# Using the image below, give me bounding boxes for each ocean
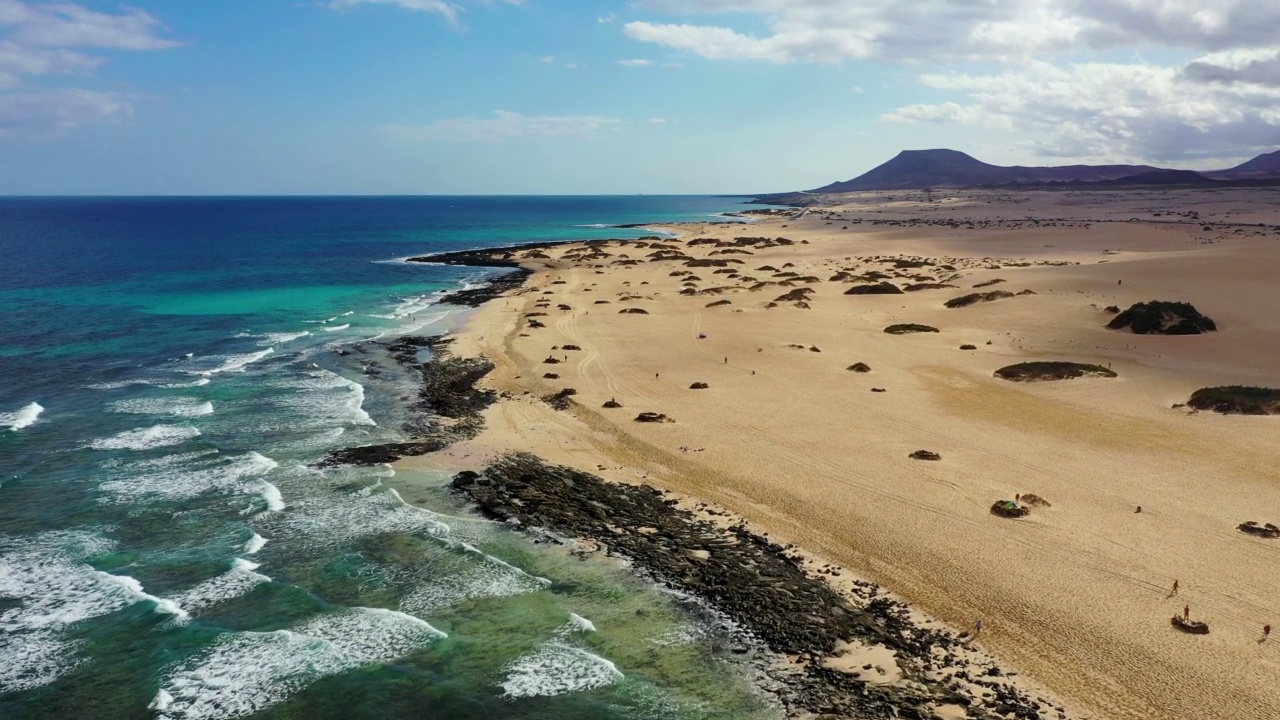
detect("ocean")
[0,197,781,720]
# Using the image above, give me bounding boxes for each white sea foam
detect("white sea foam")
[499,639,623,699]
[0,630,85,693]
[567,613,597,634]
[277,485,451,549]
[261,331,310,345]
[1,401,43,430]
[109,398,213,417]
[0,531,180,692]
[99,571,189,622]
[268,369,374,428]
[647,623,708,648]
[190,348,274,376]
[256,480,286,512]
[98,451,278,504]
[149,690,174,711]
[172,559,271,616]
[88,424,202,451]
[160,378,212,389]
[156,608,444,720]
[400,553,550,615]
[322,323,350,332]
[244,533,267,554]
[87,379,154,390]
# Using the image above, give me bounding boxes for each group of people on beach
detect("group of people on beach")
[1169,579,1273,642]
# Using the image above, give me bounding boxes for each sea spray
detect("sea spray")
[1,401,43,431]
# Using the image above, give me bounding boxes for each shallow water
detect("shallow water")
[0,196,781,719]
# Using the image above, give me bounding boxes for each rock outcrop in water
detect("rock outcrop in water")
[319,336,496,467]
[1106,301,1217,335]
[452,453,1060,720]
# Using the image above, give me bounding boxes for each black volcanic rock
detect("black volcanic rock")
[1107,301,1217,335]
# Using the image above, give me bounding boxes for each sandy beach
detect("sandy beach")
[398,188,1280,720]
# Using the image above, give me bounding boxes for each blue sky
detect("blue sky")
[2,0,1280,194]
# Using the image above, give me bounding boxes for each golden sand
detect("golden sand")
[401,188,1280,720]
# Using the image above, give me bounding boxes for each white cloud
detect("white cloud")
[625,0,1280,162]
[0,87,132,139]
[0,2,175,138]
[883,60,1280,162]
[597,13,615,24]
[383,110,627,142]
[617,58,652,66]
[628,1,1280,63]
[0,40,99,87]
[646,117,667,123]
[327,0,523,27]
[0,0,178,49]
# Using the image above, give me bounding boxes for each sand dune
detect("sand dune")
[402,188,1280,720]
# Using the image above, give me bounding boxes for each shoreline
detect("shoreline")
[335,227,1088,718]
[339,187,1280,720]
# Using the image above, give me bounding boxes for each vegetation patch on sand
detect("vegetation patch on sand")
[994,362,1117,382]
[1238,521,1280,538]
[1187,386,1280,415]
[847,362,872,373]
[1107,301,1217,335]
[884,324,939,334]
[844,282,904,295]
[973,278,1006,288]
[944,291,1015,308]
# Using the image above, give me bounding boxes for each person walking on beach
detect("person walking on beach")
[1170,579,1179,597]
[972,618,983,639]
[1261,624,1272,643]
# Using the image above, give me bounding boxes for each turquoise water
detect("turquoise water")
[0,197,780,720]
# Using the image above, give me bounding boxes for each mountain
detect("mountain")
[808,149,1161,192]
[1209,149,1280,180]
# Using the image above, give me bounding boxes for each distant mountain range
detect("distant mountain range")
[756,148,1280,202]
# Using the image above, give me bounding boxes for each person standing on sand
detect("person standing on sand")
[972,618,983,639]
[1261,624,1272,643]
[1184,604,1191,621]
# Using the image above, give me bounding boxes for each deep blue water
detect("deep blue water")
[0,197,780,720]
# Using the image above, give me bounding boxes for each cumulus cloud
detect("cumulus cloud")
[625,0,1280,161]
[883,60,1280,162]
[383,110,627,142]
[628,1,1280,63]
[0,1,175,138]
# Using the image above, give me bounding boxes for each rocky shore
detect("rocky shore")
[319,335,497,466]
[452,453,1067,720]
